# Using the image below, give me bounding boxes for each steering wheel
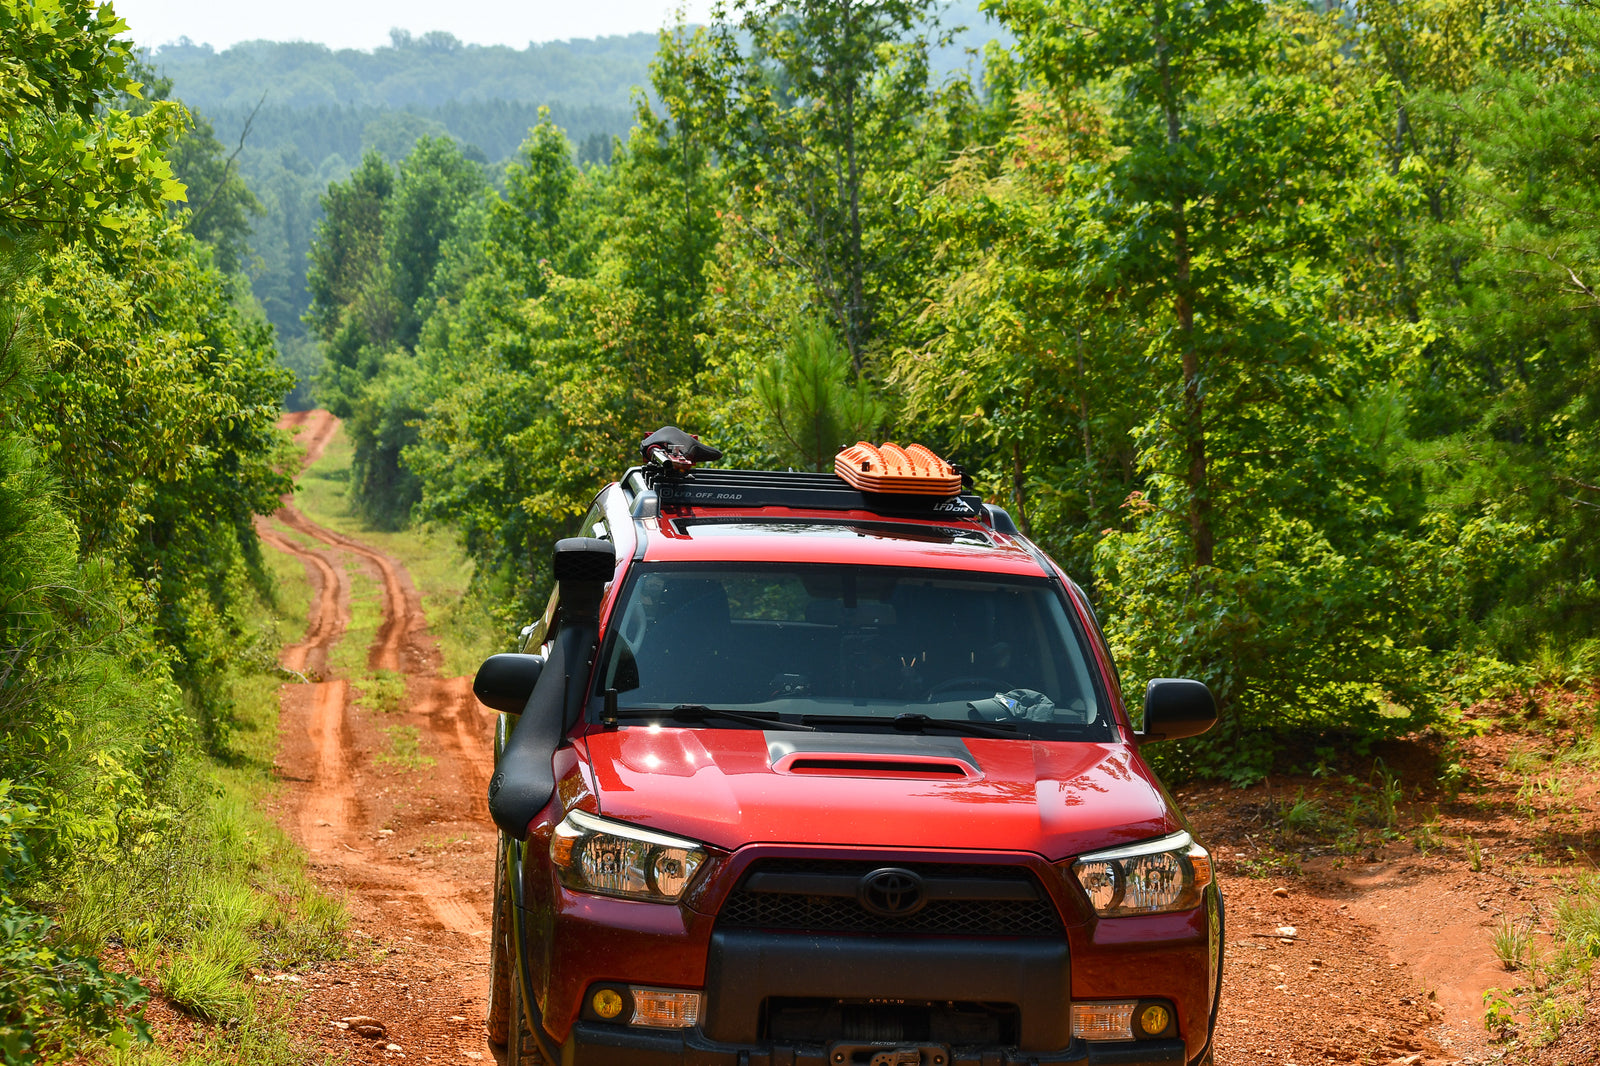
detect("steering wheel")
[924,676,1008,702]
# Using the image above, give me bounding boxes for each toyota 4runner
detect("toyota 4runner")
[477,429,1223,1066]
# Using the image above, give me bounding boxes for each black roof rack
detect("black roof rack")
[623,466,987,521]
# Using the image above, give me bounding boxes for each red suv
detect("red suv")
[477,429,1222,1066]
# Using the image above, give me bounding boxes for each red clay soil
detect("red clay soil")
[249,410,1597,1066]
[1186,696,1600,1066]
[262,409,503,1063]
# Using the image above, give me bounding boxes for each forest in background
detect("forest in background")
[302,0,1600,788]
[143,5,1006,406]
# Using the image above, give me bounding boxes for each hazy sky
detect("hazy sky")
[114,0,718,51]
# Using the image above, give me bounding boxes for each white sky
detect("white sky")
[113,0,718,51]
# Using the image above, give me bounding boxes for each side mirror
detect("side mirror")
[473,653,546,715]
[1139,678,1217,743]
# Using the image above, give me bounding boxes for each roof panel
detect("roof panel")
[637,510,1047,574]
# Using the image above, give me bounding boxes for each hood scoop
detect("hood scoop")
[767,732,980,780]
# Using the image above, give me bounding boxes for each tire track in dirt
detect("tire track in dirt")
[276,504,417,674]
[256,525,344,677]
[264,410,503,1063]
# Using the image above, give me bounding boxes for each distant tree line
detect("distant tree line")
[150,9,1006,409]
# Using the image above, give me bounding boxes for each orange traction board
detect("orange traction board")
[835,442,964,496]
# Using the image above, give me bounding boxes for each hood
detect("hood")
[579,727,1176,861]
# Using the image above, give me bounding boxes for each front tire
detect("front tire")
[486,842,511,1046]
[508,968,547,1065]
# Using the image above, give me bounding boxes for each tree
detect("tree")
[0,0,185,241]
[123,56,263,274]
[754,318,885,470]
[383,136,491,348]
[1415,0,1600,654]
[895,86,1142,557]
[305,148,396,411]
[978,0,1461,776]
[696,0,954,368]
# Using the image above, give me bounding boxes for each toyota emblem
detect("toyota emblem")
[858,867,926,916]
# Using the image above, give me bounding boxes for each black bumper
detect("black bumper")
[557,1024,1189,1066]
[552,930,1193,1066]
[704,930,1071,1046]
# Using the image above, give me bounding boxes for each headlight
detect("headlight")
[1071,831,1212,917]
[550,809,707,902]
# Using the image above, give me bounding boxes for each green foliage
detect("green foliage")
[0,8,319,1058]
[696,0,969,367]
[0,789,151,1063]
[400,47,723,613]
[121,56,263,275]
[0,0,186,241]
[18,216,293,744]
[754,319,887,471]
[304,0,1600,787]
[305,139,490,527]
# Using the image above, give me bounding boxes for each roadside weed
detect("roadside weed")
[1505,744,1544,777]
[1528,638,1600,690]
[1534,996,1582,1047]
[1232,846,1301,879]
[1492,915,1529,971]
[329,555,383,680]
[105,991,315,1065]
[1482,987,1517,1041]
[51,550,348,1060]
[1514,773,1574,821]
[1410,810,1445,855]
[160,949,247,1022]
[1278,789,1323,841]
[1551,875,1600,965]
[1492,874,1600,1049]
[1371,759,1403,833]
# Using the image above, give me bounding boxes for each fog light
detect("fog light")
[1138,1003,1171,1036]
[591,989,625,1020]
[1070,1001,1135,1041]
[629,987,701,1029]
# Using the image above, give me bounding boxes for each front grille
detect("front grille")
[717,859,1062,936]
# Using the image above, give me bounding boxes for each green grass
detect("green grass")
[295,422,505,675]
[106,990,320,1066]
[374,724,435,772]
[64,539,347,1063]
[327,552,384,681]
[1277,789,1324,840]
[1492,915,1529,971]
[354,669,407,714]
[1483,873,1600,1045]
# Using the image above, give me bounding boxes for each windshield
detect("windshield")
[592,563,1117,741]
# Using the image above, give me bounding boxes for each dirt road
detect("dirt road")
[258,410,1591,1066]
[263,410,502,1063]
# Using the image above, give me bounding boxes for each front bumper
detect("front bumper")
[556,1024,1189,1066]
[516,842,1220,1066]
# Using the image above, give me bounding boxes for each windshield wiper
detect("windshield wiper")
[801,712,1021,739]
[608,704,816,732]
